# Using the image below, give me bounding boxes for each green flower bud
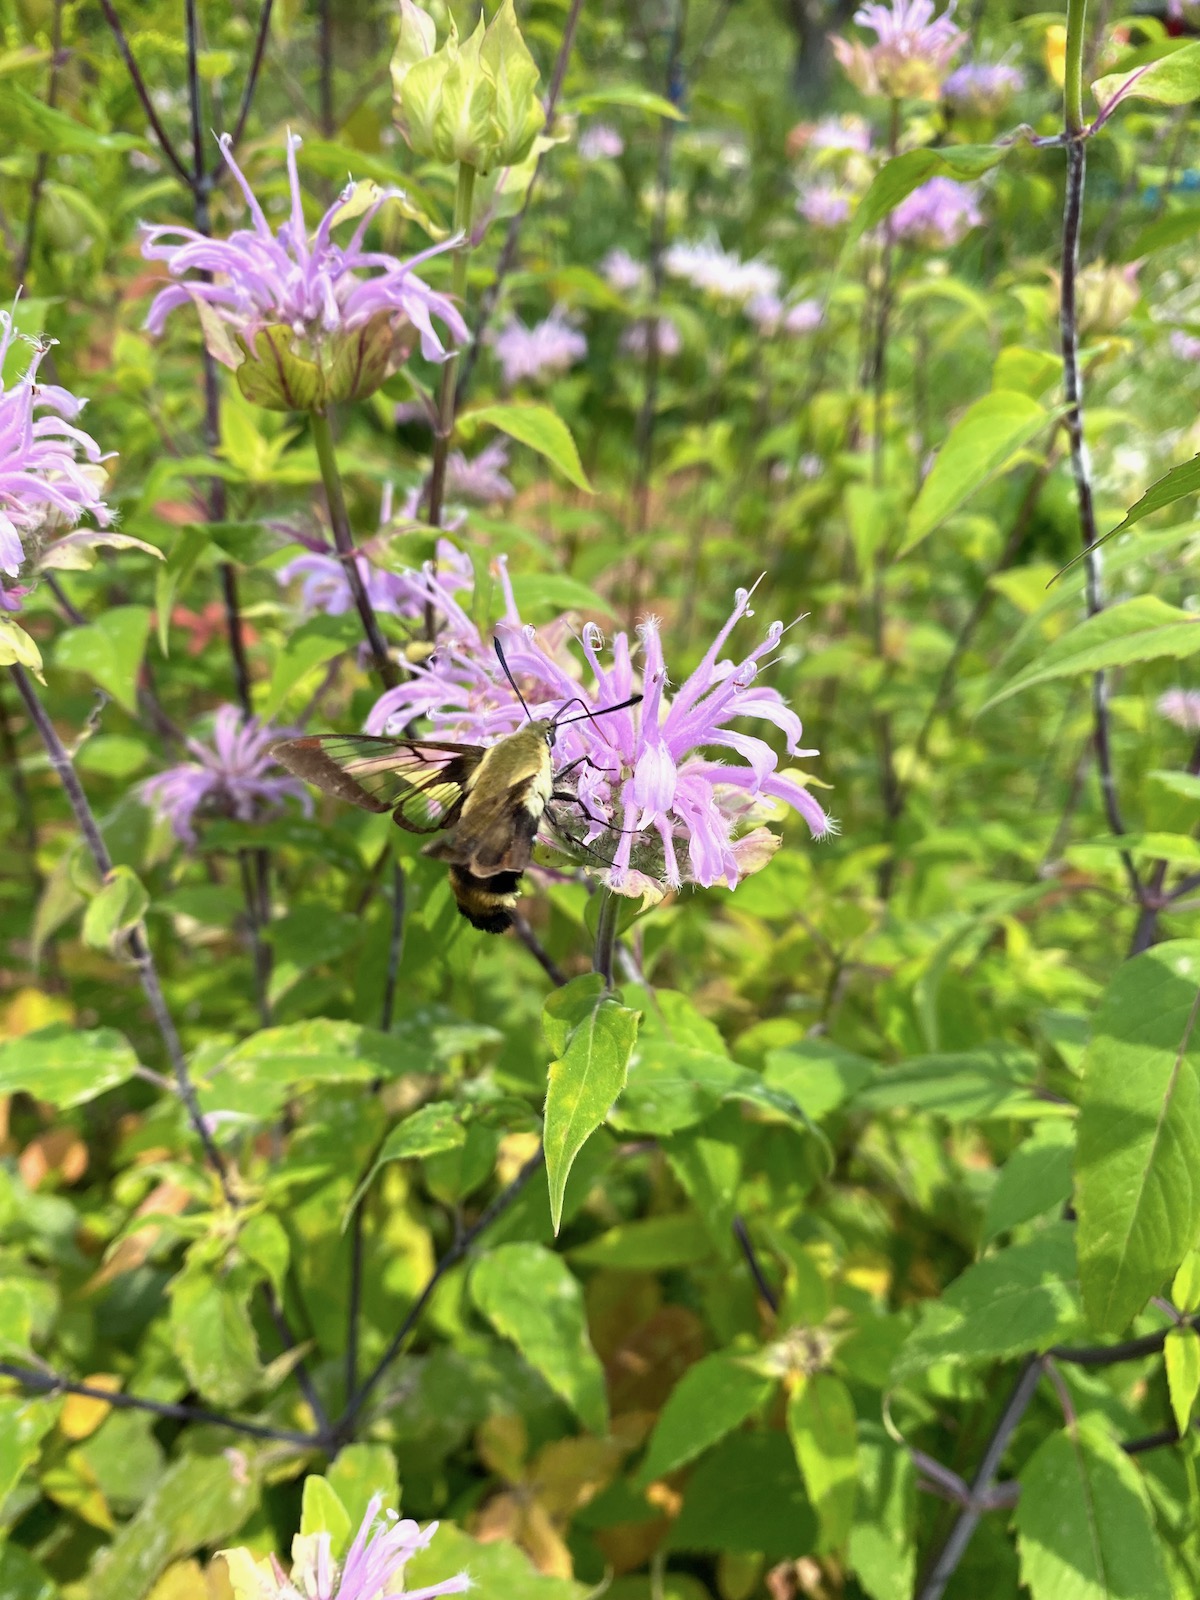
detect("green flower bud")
[391,0,546,173]
[233,313,416,412]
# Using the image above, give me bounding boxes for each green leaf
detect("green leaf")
[300,1475,353,1555]
[260,615,361,720]
[238,1212,290,1297]
[850,1049,1051,1121]
[81,866,149,956]
[460,403,593,492]
[981,597,1200,714]
[507,573,617,618]
[0,1395,57,1507]
[893,1224,1083,1377]
[570,1213,714,1270]
[405,1521,585,1600]
[983,1122,1076,1245]
[202,1019,432,1119]
[168,1266,263,1408]
[612,989,743,1134]
[668,1431,817,1559]
[345,1102,468,1218]
[848,1424,917,1600]
[54,604,151,715]
[85,1448,258,1600]
[846,146,1009,249]
[543,974,640,1233]
[1173,1250,1200,1312]
[787,1374,858,1554]
[471,1242,607,1434]
[764,1042,877,1121]
[0,617,44,679]
[6,82,141,153]
[574,84,686,120]
[155,525,209,654]
[1076,941,1200,1333]
[902,392,1052,556]
[0,1025,138,1108]
[1014,1420,1171,1600]
[324,1443,401,1529]
[1082,452,1200,560]
[1166,1325,1200,1435]
[1094,39,1200,108]
[636,1352,773,1486]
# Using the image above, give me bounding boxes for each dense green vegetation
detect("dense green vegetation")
[2,0,1200,1596]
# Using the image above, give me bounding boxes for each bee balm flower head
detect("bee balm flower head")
[832,0,965,100]
[141,133,468,412]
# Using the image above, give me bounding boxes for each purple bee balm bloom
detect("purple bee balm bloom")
[784,299,824,335]
[798,183,852,229]
[140,706,312,847]
[260,1496,472,1600]
[833,0,964,99]
[1170,329,1200,361]
[493,309,587,386]
[807,115,873,153]
[663,240,781,305]
[141,132,468,391]
[443,440,514,503]
[602,247,650,296]
[368,567,832,895]
[942,60,1024,115]
[891,176,981,249]
[579,123,625,161]
[620,316,682,358]
[1158,689,1200,733]
[0,313,112,580]
[280,536,471,622]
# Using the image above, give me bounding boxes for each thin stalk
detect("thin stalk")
[318,0,335,136]
[380,861,406,1033]
[592,889,620,987]
[1129,727,1200,954]
[915,1357,1043,1600]
[310,409,399,688]
[98,0,192,184]
[230,0,275,152]
[237,851,273,1029]
[733,1216,779,1312]
[455,0,587,405]
[1058,0,1142,906]
[15,0,64,286]
[0,1361,320,1448]
[424,164,477,534]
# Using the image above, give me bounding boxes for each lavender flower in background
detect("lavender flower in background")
[140,706,312,847]
[748,294,823,337]
[798,115,873,154]
[833,0,965,100]
[0,313,111,587]
[1170,329,1200,361]
[368,566,832,896]
[224,1493,472,1600]
[664,240,781,305]
[141,132,468,406]
[798,183,853,229]
[579,123,625,161]
[891,177,981,249]
[620,316,682,359]
[784,299,824,335]
[1158,689,1200,733]
[602,247,651,296]
[443,440,514,503]
[493,309,587,386]
[942,59,1024,115]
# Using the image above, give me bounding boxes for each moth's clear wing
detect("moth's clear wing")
[270,735,480,834]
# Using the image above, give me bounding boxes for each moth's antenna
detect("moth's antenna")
[553,693,643,729]
[493,636,534,724]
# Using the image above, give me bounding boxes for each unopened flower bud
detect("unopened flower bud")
[391,0,545,172]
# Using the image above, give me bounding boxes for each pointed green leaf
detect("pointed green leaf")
[81,866,149,956]
[471,1242,607,1434]
[1094,40,1200,109]
[983,1122,1076,1245]
[787,1373,858,1554]
[0,1025,138,1108]
[1015,1420,1171,1600]
[1076,941,1200,1334]
[461,403,592,492]
[1165,1325,1200,1435]
[54,605,151,715]
[902,391,1052,556]
[168,1265,263,1408]
[981,597,1200,714]
[543,974,639,1232]
[636,1352,774,1485]
[846,145,1008,249]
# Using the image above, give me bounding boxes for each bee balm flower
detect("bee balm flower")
[141,133,468,411]
[140,706,312,847]
[832,0,965,100]
[222,1493,471,1600]
[0,313,112,598]
[891,176,981,249]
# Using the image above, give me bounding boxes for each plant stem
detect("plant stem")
[424,163,478,534]
[15,0,63,287]
[592,889,620,987]
[1058,0,1142,907]
[98,0,192,184]
[310,409,399,688]
[915,1357,1043,1600]
[318,0,335,136]
[230,0,275,152]
[1129,728,1200,954]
